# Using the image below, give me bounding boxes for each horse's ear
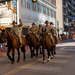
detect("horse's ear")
[1,30,5,32]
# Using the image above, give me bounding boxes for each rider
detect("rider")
[49,22,58,44]
[44,20,54,44]
[28,23,39,42]
[11,19,22,47]
[38,24,43,36]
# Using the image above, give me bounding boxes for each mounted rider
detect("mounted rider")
[49,22,58,44]
[10,19,23,47]
[38,25,43,36]
[28,23,39,42]
[44,20,54,44]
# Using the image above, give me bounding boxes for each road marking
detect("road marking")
[3,60,37,75]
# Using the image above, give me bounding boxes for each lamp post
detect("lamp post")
[57,21,59,38]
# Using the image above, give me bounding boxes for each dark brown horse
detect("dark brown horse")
[26,33,40,58]
[0,29,26,64]
[40,27,57,63]
[40,31,52,63]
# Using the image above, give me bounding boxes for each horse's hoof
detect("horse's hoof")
[51,56,54,59]
[42,60,45,64]
[47,58,51,62]
[23,59,25,61]
[54,52,56,55]
[36,54,38,57]
[33,54,35,56]
[11,62,14,64]
[31,56,33,58]
[17,60,19,62]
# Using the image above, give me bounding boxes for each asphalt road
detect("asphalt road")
[0,39,75,75]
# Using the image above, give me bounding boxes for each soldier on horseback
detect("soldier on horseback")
[28,23,39,42]
[44,20,54,44]
[38,25,43,36]
[49,22,58,44]
[11,19,23,47]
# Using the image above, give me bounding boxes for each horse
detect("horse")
[0,29,26,64]
[40,28,53,63]
[26,33,40,58]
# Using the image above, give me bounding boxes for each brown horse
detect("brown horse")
[40,27,57,63]
[40,30,52,63]
[26,33,40,58]
[0,29,26,64]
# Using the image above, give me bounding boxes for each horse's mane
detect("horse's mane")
[5,30,17,41]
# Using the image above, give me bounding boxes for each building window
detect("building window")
[49,9,51,16]
[25,0,30,9]
[46,8,49,16]
[51,0,56,6]
[32,3,36,11]
[43,6,46,14]
[51,10,53,17]
[54,11,56,18]
[37,3,41,12]
[40,5,43,13]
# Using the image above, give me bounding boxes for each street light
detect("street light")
[57,21,59,37]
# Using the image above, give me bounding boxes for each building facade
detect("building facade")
[63,0,75,32]
[21,0,56,27]
[56,0,75,34]
[0,0,57,27]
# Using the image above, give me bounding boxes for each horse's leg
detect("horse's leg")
[42,48,45,63]
[40,46,42,54]
[54,45,56,55]
[51,46,54,59]
[30,47,33,58]
[7,47,13,62]
[33,48,35,56]
[17,47,20,62]
[12,48,15,64]
[36,46,38,57]
[21,47,26,61]
[47,48,51,62]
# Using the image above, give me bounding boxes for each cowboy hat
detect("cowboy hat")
[12,21,16,25]
[44,20,48,24]
[50,22,54,25]
[32,23,36,25]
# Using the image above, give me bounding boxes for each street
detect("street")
[0,39,75,75]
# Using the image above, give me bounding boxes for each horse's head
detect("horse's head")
[40,29,47,44]
[0,27,8,43]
